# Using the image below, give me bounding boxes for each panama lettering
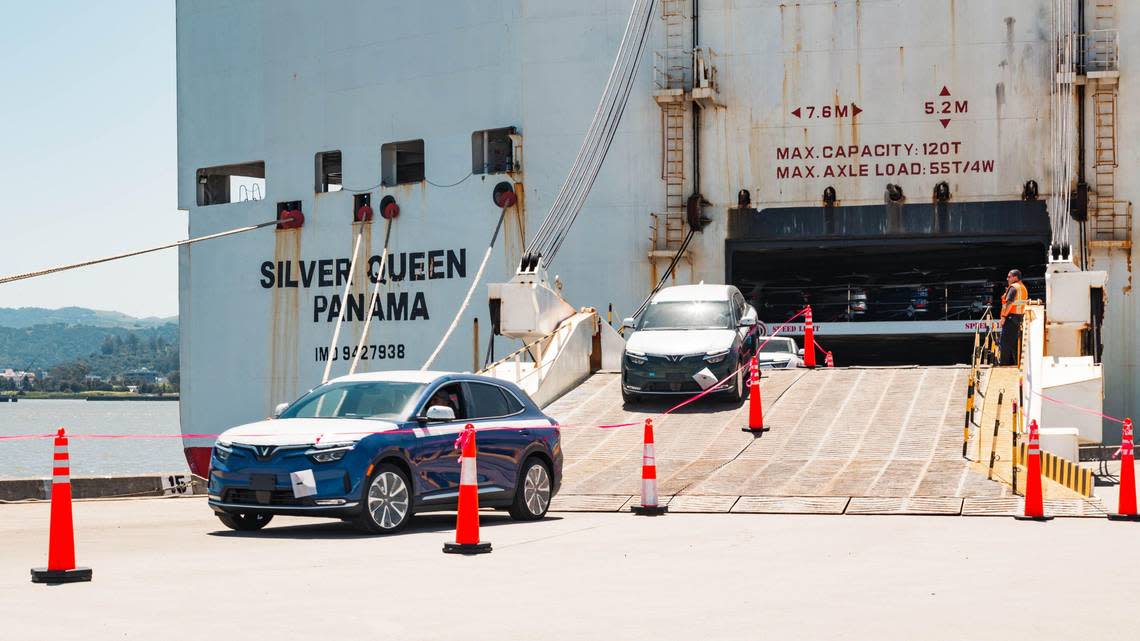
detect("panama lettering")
[257,248,466,323]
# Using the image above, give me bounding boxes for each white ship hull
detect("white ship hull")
[176,0,1138,474]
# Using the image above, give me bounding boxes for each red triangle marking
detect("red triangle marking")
[939,86,951,96]
[851,103,863,117]
[792,107,802,118]
[940,118,951,128]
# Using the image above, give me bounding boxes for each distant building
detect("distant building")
[1,369,36,382]
[122,368,158,384]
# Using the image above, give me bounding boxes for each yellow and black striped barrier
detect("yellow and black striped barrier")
[1014,443,1094,497]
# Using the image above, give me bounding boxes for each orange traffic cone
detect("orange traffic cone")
[1015,420,1053,522]
[1108,418,1139,521]
[31,428,92,583]
[443,424,492,554]
[632,418,667,515]
[803,306,817,368]
[742,355,768,433]
[825,351,834,368]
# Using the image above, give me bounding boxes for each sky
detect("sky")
[0,1,181,318]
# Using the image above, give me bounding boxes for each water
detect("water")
[0,400,186,479]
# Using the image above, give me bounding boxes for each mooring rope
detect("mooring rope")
[321,224,366,384]
[421,209,507,371]
[0,219,282,286]
[349,217,394,375]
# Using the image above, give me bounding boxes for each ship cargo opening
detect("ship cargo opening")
[726,200,1051,365]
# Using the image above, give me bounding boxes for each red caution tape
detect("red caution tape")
[2,309,813,443]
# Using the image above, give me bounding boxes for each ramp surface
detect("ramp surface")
[546,367,1011,505]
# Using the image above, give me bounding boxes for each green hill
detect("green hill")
[0,323,179,378]
[0,306,176,329]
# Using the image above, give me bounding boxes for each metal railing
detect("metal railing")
[653,48,692,90]
[1090,199,1131,242]
[653,47,720,93]
[1057,29,1120,74]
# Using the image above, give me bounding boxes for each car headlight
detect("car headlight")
[625,350,647,366]
[213,441,233,463]
[305,443,354,464]
[704,349,730,364]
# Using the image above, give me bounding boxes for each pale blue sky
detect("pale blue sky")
[0,1,181,318]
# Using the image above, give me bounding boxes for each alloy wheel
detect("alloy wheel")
[523,463,551,515]
[367,471,410,530]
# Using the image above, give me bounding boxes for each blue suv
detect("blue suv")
[207,371,562,534]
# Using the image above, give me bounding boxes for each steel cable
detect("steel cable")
[527,0,656,267]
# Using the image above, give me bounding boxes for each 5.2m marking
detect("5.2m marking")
[924,100,969,115]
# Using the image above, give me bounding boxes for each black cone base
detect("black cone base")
[631,504,668,516]
[443,541,492,555]
[31,567,92,583]
[1107,513,1140,521]
[1013,515,1054,522]
[742,426,770,433]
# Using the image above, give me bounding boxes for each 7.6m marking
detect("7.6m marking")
[791,103,863,120]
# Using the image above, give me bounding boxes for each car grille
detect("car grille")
[223,488,304,506]
[645,353,706,366]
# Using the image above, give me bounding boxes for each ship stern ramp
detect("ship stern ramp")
[544,366,1105,516]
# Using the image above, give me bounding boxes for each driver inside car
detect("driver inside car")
[427,388,457,414]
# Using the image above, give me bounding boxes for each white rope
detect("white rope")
[349,218,394,375]
[0,218,281,286]
[321,225,365,384]
[421,211,506,371]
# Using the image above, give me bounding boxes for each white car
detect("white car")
[621,284,758,403]
[754,336,804,369]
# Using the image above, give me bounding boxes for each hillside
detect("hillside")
[0,306,176,329]
[0,323,179,378]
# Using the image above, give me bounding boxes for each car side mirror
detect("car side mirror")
[273,402,289,418]
[424,405,456,422]
[797,348,805,357]
[622,317,637,329]
[739,317,756,327]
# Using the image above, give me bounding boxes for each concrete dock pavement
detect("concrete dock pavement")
[2,496,1138,640]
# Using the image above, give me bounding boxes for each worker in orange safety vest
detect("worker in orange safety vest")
[999,269,1029,366]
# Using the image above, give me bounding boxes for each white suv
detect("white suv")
[621,284,758,403]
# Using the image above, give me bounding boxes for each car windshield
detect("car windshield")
[759,339,796,354]
[637,300,732,330]
[278,381,425,421]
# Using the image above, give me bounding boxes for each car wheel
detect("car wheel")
[216,511,273,531]
[622,388,641,405]
[509,457,552,521]
[355,463,413,534]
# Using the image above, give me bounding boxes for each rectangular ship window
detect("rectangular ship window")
[315,151,343,193]
[196,162,265,206]
[381,140,425,186]
[472,127,516,174]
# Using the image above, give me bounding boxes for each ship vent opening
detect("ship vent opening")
[381,140,425,186]
[195,162,265,206]
[315,150,342,193]
[726,200,1051,366]
[472,127,516,174]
